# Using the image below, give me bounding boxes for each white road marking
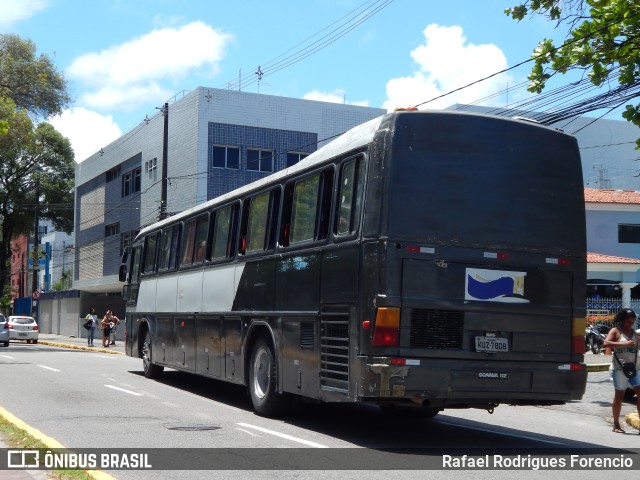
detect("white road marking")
[37,365,60,372]
[236,428,259,437]
[104,384,142,396]
[236,423,328,448]
[436,420,566,445]
[0,355,15,359]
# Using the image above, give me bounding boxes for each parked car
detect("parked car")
[0,315,9,347]
[7,316,39,343]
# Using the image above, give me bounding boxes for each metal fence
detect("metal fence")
[586,298,640,327]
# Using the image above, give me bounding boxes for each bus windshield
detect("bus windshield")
[386,113,585,255]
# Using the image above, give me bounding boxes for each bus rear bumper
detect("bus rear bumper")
[358,357,587,408]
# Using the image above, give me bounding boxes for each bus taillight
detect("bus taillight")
[372,307,400,347]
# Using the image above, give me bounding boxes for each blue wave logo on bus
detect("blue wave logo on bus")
[465,268,529,303]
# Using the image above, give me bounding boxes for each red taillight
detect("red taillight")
[405,245,420,253]
[362,320,371,330]
[33,325,38,331]
[390,358,406,365]
[372,307,400,347]
[571,336,584,354]
[559,258,571,265]
[7,324,13,329]
[497,253,510,260]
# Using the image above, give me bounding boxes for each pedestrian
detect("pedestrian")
[101,311,113,348]
[603,308,640,433]
[85,308,98,347]
[107,310,120,346]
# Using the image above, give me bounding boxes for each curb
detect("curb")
[0,406,117,480]
[587,363,610,372]
[38,340,124,355]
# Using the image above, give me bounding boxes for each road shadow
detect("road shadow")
[127,369,624,451]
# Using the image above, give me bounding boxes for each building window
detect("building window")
[122,167,141,197]
[286,152,309,168]
[211,145,240,169]
[105,223,120,237]
[106,166,121,183]
[619,224,640,243]
[145,158,157,176]
[38,225,48,236]
[247,149,274,172]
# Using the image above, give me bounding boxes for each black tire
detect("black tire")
[33,339,37,344]
[142,330,163,379]
[249,337,290,417]
[2,341,8,347]
[591,340,601,355]
[588,337,597,354]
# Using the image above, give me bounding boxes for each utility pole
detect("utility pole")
[31,176,40,318]
[159,102,169,220]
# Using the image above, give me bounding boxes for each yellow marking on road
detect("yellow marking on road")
[38,340,124,355]
[0,405,118,480]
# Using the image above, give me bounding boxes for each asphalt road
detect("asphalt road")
[0,343,638,480]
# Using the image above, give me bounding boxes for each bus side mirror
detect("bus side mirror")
[118,264,128,282]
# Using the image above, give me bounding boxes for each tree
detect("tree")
[0,34,70,118]
[0,35,73,299]
[506,0,640,144]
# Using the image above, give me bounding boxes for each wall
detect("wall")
[586,207,640,259]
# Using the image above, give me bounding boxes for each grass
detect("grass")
[0,416,96,480]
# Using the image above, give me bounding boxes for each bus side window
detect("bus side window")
[290,173,320,244]
[130,246,142,283]
[168,224,180,270]
[336,158,364,236]
[193,215,209,264]
[181,218,197,266]
[158,226,173,270]
[211,204,234,260]
[142,233,159,274]
[279,184,294,247]
[244,191,271,253]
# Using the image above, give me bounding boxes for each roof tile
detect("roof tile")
[584,188,640,204]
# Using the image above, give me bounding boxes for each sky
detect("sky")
[2,0,581,162]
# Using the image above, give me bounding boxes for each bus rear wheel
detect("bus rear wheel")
[142,330,163,379]
[249,337,290,417]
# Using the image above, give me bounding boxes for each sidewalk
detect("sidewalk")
[37,333,125,355]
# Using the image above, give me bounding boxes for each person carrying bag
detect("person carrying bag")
[604,308,640,433]
[84,308,97,347]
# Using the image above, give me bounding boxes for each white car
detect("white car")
[8,316,39,343]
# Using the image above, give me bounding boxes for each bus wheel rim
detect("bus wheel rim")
[253,347,271,400]
[143,337,151,370]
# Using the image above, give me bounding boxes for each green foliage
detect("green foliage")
[0,35,73,305]
[506,0,640,146]
[0,34,70,118]
[51,269,72,292]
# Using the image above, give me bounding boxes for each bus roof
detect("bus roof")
[136,110,572,240]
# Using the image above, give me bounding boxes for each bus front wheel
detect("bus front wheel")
[142,330,163,379]
[249,337,290,417]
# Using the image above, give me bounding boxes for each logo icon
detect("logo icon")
[7,450,40,469]
[465,268,529,303]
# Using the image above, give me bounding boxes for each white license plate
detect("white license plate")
[18,333,27,337]
[475,336,509,353]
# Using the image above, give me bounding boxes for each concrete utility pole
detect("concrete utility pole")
[159,102,169,220]
[31,176,40,318]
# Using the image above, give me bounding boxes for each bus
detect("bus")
[119,110,588,417]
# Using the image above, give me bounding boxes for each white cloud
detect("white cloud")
[0,0,48,29]
[49,108,122,162]
[303,89,369,107]
[67,21,233,110]
[383,24,512,112]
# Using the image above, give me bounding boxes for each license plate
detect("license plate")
[18,333,27,337]
[475,336,509,353]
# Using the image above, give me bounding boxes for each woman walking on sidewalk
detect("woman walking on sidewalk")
[101,312,113,348]
[604,308,640,433]
[85,308,98,347]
